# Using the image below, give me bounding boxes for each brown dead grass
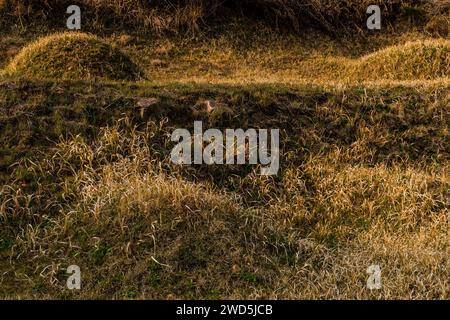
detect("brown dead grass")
[1,0,448,33]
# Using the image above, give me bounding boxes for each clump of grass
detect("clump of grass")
[4,32,143,81]
[348,40,450,81]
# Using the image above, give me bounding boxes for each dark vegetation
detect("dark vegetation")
[1,0,449,34]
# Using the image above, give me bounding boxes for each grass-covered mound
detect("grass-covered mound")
[349,40,450,81]
[5,32,142,81]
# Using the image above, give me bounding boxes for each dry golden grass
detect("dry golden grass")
[1,121,447,299]
[348,39,450,81]
[131,31,449,86]
[266,152,449,299]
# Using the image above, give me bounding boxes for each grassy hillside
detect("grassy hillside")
[0,1,449,300]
